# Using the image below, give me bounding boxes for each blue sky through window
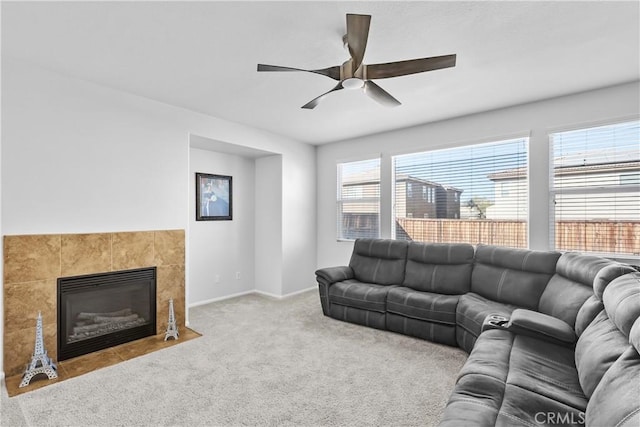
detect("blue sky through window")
[394,138,528,203]
[553,120,639,166]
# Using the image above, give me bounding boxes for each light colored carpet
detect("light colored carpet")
[1,290,467,427]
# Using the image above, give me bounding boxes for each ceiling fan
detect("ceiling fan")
[257,13,457,109]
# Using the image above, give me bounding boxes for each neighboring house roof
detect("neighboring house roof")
[344,171,463,193]
[487,161,640,181]
[342,169,380,186]
[396,174,463,193]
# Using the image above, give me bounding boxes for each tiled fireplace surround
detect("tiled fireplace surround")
[3,229,185,378]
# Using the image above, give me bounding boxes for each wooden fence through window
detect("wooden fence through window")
[396,218,640,255]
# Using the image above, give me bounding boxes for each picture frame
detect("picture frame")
[195,173,233,221]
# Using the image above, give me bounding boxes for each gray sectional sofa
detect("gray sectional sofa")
[315,238,639,426]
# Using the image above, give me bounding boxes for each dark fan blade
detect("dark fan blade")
[346,14,371,71]
[363,81,401,107]
[257,64,341,80]
[301,83,344,109]
[366,54,456,80]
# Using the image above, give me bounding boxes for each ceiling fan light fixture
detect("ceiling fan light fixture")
[257,13,457,109]
[342,77,364,90]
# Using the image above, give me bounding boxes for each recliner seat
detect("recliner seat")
[386,242,474,346]
[456,244,560,352]
[318,239,408,330]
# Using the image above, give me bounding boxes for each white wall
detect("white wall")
[0,19,3,378]
[282,143,318,295]
[1,58,318,377]
[255,155,283,296]
[188,147,256,304]
[317,81,640,268]
[2,61,188,234]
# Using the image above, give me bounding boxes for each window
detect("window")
[550,120,640,257]
[620,172,640,186]
[499,182,511,197]
[394,138,528,247]
[337,158,380,240]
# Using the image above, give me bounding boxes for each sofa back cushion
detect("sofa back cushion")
[574,311,629,398]
[585,280,640,427]
[403,242,474,294]
[574,295,603,337]
[603,272,640,337]
[585,345,640,427]
[470,245,560,310]
[349,238,409,285]
[575,272,640,399]
[540,252,635,329]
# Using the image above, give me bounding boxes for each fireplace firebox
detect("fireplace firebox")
[57,267,156,361]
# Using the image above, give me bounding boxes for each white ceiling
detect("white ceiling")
[2,1,639,145]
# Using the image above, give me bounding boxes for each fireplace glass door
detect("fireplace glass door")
[58,267,156,361]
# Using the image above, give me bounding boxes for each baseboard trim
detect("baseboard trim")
[189,287,316,307]
[282,286,317,298]
[254,286,316,300]
[188,290,255,308]
[252,290,281,299]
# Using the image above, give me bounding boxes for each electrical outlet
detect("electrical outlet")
[236,272,241,280]
[215,274,220,283]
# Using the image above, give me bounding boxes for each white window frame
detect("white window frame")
[336,157,381,241]
[548,119,640,259]
[391,137,529,247]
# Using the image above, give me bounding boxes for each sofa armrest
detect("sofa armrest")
[506,309,576,346]
[315,266,354,286]
[315,266,354,317]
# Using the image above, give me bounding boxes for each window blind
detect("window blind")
[393,138,528,248]
[550,120,640,257]
[337,158,381,240]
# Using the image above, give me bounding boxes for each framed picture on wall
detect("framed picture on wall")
[196,173,233,221]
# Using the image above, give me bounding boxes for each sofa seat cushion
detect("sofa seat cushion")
[441,329,587,426]
[328,280,392,313]
[508,335,587,411]
[458,330,587,410]
[387,287,458,325]
[442,380,586,427]
[456,292,518,352]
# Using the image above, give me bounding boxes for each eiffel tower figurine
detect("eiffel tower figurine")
[164,299,179,341]
[20,312,58,388]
